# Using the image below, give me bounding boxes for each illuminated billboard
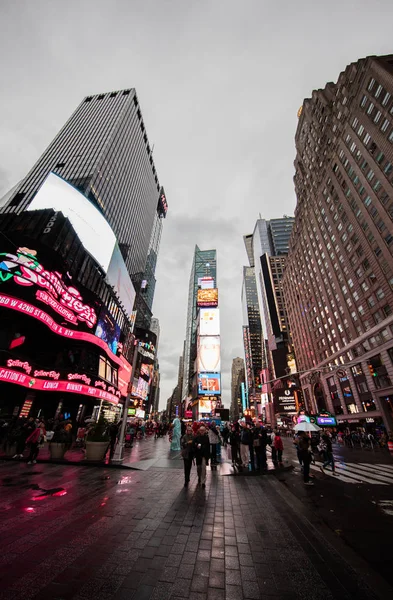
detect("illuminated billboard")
[157,187,168,218]
[198,373,221,395]
[197,288,218,307]
[28,173,116,273]
[197,336,221,372]
[198,277,214,289]
[95,306,121,354]
[106,243,136,320]
[199,399,212,413]
[199,308,220,336]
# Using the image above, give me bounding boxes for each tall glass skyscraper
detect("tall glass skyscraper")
[1,88,164,283]
[182,246,217,400]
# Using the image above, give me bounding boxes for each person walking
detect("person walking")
[274,431,284,467]
[208,422,220,466]
[319,433,337,475]
[26,422,45,464]
[193,425,210,488]
[229,424,241,467]
[181,424,195,487]
[108,421,119,459]
[298,431,313,485]
[240,424,252,469]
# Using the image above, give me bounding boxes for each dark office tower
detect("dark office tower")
[231,357,245,419]
[1,89,164,284]
[283,55,393,431]
[241,266,263,408]
[182,246,217,400]
[269,217,295,255]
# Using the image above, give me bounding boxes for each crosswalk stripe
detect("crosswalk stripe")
[309,464,357,484]
[334,462,393,484]
[311,461,388,485]
[345,462,393,480]
[359,462,393,474]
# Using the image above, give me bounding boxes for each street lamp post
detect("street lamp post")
[111,339,139,464]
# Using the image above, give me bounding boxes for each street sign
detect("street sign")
[336,368,346,378]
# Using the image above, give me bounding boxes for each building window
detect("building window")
[367,78,375,91]
[381,119,390,132]
[374,110,382,124]
[376,287,385,300]
[388,131,393,143]
[367,103,374,115]
[360,95,367,108]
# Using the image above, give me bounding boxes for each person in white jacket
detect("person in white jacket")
[208,423,220,465]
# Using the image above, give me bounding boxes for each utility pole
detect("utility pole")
[111,338,139,464]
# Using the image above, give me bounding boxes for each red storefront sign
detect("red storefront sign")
[0,368,119,404]
[0,293,123,367]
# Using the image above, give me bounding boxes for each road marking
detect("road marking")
[309,464,356,484]
[359,462,393,474]
[310,461,388,485]
[334,462,393,485]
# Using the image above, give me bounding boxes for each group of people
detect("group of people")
[176,420,286,487]
[293,430,336,485]
[2,415,49,464]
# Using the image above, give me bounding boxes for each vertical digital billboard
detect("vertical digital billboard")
[197,288,218,307]
[199,308,220,336]
[198,373,221,395]
[197,336,221,372]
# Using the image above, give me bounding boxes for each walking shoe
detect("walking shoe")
[27,461,32,465]
[19,454,24,458]
[32,460,37,464]
[319,465,325,474]
[304,481,314,486]
[12,454,18,459]
[332,472,338,476]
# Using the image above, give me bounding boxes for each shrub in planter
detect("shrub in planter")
[85,416,110,461]
[49,427,69,460]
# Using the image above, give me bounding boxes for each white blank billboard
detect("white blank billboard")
[199,308,220,336]
[29,173,116,273]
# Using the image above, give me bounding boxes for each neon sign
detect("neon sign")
[67,373,91,385]
[0,249,97,328]
[0,293,122,367]
[0,368,119,404]
[7,359,32,374]
[34,370,60,380]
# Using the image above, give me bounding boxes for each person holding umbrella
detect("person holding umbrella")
[294,422,321,486]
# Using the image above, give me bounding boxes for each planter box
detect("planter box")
[49,443,67,460]
[85,441,109,461]
[4,443,17,457]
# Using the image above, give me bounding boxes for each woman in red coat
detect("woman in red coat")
[26,422,46,464]
[274,432,284,467]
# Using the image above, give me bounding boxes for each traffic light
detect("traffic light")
[368,364,377,377]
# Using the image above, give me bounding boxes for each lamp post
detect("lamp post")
[111,339,139,464]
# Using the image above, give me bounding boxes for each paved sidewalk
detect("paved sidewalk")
[0,458,389,600]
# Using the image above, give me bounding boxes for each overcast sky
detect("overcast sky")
[1,0,393,409]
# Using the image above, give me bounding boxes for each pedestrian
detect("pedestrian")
[253,421,268,471]
[193,425,210,488]
[293,432,304,468]
[181,424,195,487]
[273,431,284,466]
[222,423,229,447]
[26,422,45,464]
[270,428,277,462]
[298,431,313,486]
[12,417,27,459]
[229,423,241,466]
[108,421,119,458]
[208,422,220,465]
[240,423,252,469]
[319,433,337,475]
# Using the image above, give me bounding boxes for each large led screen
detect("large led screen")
[197,288,218,307]
[197,336,221,372]
[28,173,116,272]
[106,243,136,320]
[198,373,221,395]
[199,308,220,336]
[95,306,121,354]
[198,277,214,289]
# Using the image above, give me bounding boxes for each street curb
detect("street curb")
[0,456,140,470]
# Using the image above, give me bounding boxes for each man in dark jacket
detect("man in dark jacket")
[298,431,313,485]
[253,422,268,471]
[193,425,210,488]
